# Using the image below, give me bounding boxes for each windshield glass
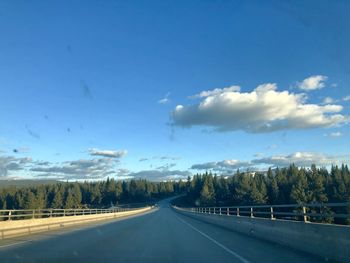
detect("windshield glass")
[0,1,349,263]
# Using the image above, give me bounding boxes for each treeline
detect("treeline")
[182,164,350,224]
[0,178,186,210]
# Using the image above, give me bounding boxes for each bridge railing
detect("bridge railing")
[176,202,350,224]
[0,207,142,221]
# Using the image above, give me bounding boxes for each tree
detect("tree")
[23,190,37,209]
[290,168,309,204]
[52,190,63,209]
[200,175,216,206]
[266,168,279,204]
[64,192,75,209]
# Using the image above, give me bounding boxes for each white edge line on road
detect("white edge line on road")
[0,240,31,249]
[176,215,251,263]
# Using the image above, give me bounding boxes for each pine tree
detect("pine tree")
[52,190,63,209]
[23,190,37,209]
[64,192,75,209]
[290,168,308,204]
[267,168,279,204]
[200,175,216,206]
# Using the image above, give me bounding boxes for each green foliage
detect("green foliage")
[184,164,350,224]
[0,178,185,210]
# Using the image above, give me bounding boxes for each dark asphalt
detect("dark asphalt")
[0,199,324,263]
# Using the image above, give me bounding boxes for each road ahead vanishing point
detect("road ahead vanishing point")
[0,199,322,263]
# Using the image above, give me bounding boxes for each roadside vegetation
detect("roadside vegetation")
[1,164,349,223]
[0,179,185,210]
[176,164,350,224]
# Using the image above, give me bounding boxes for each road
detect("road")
[0,199,324,263]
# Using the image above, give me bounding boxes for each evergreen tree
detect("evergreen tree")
[199,175,216,206]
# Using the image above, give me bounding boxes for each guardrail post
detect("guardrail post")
[32,210,35,219]
[236,208,240,216]
[250,207,254,218]
[270,207,274,220]
[219,208,222,215]
[213,208,216,215]
[8,210,12,221]
[50,209,53,218]
[227,207,229,216]
[63,209,66,217]
[302,206,308,223]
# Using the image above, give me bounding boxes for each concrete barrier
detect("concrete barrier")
[0,206,153,240]
[174,207,350,262]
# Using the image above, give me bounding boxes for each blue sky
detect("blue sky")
[0,0,349,181]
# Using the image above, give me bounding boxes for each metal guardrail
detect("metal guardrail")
[0,207,141,221]
[176,202,350,223]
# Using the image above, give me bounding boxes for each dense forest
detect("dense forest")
[179,164,350,224]
[1,164,349,222]
[184,164,350,206]
[0,178,186,210]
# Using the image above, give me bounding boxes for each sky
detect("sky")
[0,0,350,181]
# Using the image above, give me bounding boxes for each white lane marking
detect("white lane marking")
[0,240,31,249]
[176,215,251,263]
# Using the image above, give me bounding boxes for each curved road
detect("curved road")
[0,199,323,262]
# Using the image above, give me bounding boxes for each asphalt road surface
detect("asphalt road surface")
[0,199,324,263]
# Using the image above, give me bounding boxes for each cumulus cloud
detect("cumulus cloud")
[191,159,251,173]
[297,75,328,91]
[252,152,349,167]
[172,83,348,133]
[88,148,127,158]
[190,86,241,99]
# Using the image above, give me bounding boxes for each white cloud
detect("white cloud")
[32,158,119,180]
[158,93,170,104]
[322,97,334,104]
[128,169,191,181]
[252,152,348,167]
[297,75,328,91]
[191,159,251,173]
[88,148,127,158]
[191,152,350,174]
[0,156,32,177]
[324,132,343,138]
[190,86,241,99]
[172,83,348,133]
[343,95,350,102]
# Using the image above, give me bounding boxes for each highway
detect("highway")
[0,199,323,263]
